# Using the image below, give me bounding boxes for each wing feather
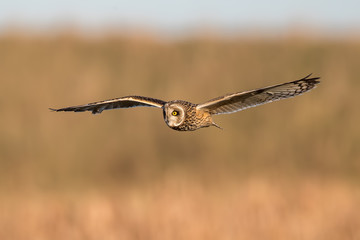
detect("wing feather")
[197,74,320,115]
[50,96,166,114]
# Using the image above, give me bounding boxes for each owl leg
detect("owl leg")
[212,121,223,130]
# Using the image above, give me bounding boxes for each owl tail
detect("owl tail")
[212,121,223,130]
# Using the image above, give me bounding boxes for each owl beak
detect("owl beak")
[212,121,223,130]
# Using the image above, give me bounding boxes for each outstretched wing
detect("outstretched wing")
[197,74,320,115]
[50,96,166,114]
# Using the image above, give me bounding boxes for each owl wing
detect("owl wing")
[197,74,320,115]
[50,96,166,114]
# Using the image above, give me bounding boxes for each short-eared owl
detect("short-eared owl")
[51,75,320,131]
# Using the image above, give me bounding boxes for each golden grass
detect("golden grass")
[0,32,359,239]
[1,177,359,240]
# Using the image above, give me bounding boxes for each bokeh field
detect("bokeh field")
[0,32,359,239]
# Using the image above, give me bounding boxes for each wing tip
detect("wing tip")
[49,108,59,112]
[49,107,81,113]
[302,73,321,84]
[50,106,104,114]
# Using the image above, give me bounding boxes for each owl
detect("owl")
[50,74,320,131]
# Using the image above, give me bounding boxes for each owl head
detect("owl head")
[163,102,186,128]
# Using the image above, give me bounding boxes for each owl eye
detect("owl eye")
[172,110,179,116]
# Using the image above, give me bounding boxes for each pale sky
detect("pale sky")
[0,0,359,34]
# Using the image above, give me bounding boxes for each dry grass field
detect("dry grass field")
[1,177,360,240]
[0,32,359,239]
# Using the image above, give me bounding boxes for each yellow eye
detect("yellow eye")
[172,110,178,116]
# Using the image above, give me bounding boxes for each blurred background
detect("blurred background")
[1,1,360,239]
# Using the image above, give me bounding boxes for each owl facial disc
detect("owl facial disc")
[164,103,185,127]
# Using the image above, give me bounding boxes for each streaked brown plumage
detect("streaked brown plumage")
[50,74,320,131]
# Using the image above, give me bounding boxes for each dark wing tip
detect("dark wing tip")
[302,73,321,84]
[49,107,84,113]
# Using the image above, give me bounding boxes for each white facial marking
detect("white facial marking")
[164,103,185,127]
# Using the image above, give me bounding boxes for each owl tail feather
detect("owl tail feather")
[212,121,223,130]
